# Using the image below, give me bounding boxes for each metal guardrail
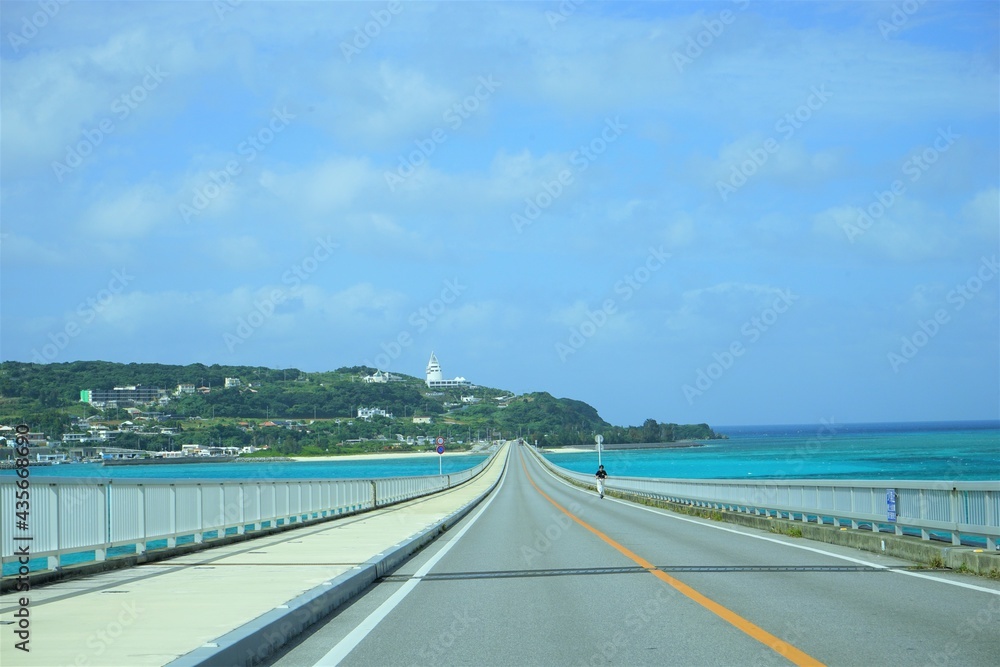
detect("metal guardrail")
[527,446,999,550]
[1,453,494,575]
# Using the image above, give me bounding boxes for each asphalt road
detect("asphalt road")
[269,443,1000,667]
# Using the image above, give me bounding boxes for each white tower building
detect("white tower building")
[425,352,470,388]
[426,352,444,385]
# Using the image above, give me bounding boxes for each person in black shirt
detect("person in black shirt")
[595,464,608,499]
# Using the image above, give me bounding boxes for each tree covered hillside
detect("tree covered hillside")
[0,361,721,454]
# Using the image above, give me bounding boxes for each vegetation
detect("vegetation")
[768,524,804,538]
[0,360,723,456]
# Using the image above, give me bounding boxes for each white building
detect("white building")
[224,377,241,388]
[358,407,394,421]
[362,370,392,384]
[425,352,472,389]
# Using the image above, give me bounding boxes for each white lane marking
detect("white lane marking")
[315,454,510,666]
[530,451,1000,596]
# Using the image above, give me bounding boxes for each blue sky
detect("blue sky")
[1,1,997,428]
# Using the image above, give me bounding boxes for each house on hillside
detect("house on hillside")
[358,407,393,421]
[362,370,392,383]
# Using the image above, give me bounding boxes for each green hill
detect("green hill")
[0,360,721,455]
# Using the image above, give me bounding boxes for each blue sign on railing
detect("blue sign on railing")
[886,488,896,522]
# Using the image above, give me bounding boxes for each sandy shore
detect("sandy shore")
[290,450,482,463]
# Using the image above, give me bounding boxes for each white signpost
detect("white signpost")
[595,434,603,467]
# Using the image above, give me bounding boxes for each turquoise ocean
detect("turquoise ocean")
[545,420,1000,481]
[0,454,489,482]
[2,421,998,483]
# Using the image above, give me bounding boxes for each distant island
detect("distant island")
[0,360,723,458]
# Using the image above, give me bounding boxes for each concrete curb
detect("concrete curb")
[167,454,507,667]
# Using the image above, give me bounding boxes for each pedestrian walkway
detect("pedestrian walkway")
[0,446,508,667]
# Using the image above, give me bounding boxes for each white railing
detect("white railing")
[1,454,494,575]
[529,447,999,550]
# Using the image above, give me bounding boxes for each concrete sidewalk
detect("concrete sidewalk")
[0,446,508,667]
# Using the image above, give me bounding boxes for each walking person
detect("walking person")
[595,464,608,499]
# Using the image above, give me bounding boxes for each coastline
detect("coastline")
[542,440,707,454]
[287,450,481,463]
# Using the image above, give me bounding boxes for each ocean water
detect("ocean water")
[0,454,488,482]
[545,420,1000,481]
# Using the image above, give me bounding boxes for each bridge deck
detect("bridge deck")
[3,445,999,667]
[0,448,507,667]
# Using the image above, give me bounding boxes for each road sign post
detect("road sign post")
[886,488,897,523]
[595,434,603,467]
[436,437,445,475]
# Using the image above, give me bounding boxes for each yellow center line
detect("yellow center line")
[520,455,825,667]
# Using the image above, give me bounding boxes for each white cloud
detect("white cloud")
[549,299,638,340]
[317,62,466,146]
[80,183,171,238]
[962,187,1000,240]
[664,282,796,335]
[0,232,64,266]
[260,157,376,214]
[1,27,198,174]
[813,199,963,262]
[696,134,843,193]
[654,212,698,248]
[210,236,271,269]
